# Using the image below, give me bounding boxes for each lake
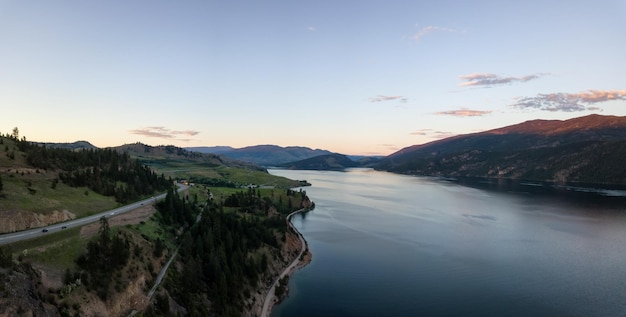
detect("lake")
[269,168,626,317]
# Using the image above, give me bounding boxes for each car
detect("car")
[42,229,48,232]
[61,226,67,229]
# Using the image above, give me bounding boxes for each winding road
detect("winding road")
[260,208,308,317]
[0,184,188,246]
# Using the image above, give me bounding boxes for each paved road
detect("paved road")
[260,208,308,317]
[0,184,188,246]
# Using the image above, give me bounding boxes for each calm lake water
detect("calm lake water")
[269,168,626,317]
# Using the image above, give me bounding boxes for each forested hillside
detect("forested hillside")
[0,130,314,316]
[3,133,172,204]
[154,187,313,316]
[376,115,626,186]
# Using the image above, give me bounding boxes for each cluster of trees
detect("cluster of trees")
[0,246,12,268]
[188,176,238,188]
[76,217,131,299]
[223,187,310,215]
[10,135,172,203]
[222,187,269,213]
[157,187,196,227]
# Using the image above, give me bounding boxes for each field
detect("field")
[140,157,303,188]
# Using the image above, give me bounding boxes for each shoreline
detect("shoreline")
[259,206,312,317]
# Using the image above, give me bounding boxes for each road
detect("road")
[0,184,188,246]
[260,208,308,317]
[147,247,179,299]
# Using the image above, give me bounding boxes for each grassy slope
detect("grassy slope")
[138,157,302,188]
[0,137,119,217]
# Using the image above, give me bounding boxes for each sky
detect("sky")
[1,1,625,156]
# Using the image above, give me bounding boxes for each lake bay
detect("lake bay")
[269,168,626,317]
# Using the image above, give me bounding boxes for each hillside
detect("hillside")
[185,145,235,154]
[113,143,302,189]
[279,153,359,171]
[188,144,333,166]
[376,114,626,186]
[113,143,262,171]
[0,134,314,316]
[35,140,98,151]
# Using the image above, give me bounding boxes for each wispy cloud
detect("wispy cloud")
[413,25,460,42]
[370,95,407,103]
[410,129,432,136]
[307,26,316,32]
[411,129,456,139]
[459,73,549,87]
[511,89,626,112]
[129,127,199,141]
[434,108,492,117]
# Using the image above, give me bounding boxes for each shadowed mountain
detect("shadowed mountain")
[188,144,334,166]
[376,114,626,186]
[279,153,359,171]
[186,146,235,155]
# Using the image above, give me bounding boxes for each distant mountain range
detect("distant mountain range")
[35,114,626,186]
[376,114,626,186]
[186,145,334,166]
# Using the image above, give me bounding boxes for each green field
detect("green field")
[141,158,303,188]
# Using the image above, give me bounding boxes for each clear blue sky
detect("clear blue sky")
[1,1,625,155]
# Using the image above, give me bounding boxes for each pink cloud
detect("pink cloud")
[512,89,626,112]
[434,108,492,117]
[129,127,200,139]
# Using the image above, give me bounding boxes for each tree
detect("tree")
[11,127,18,140]
[99,216,111,249]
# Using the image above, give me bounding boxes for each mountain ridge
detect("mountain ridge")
[187,144,334,166]
[377,114,626,186]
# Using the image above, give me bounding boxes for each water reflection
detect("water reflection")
[270,169,626,317]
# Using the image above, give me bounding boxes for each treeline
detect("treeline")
[12,135,172,203]
[157,187,196,227]
[156,188,304,316]
[224,187,310,215]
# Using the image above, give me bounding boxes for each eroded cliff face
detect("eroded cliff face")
[243,229,305,317]
[0,210,76,233]
[0,264,59,317]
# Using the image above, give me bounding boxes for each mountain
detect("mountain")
[195,144,334,166]
[376,114,626,186]
[185,146,235,154]
[113,142,265,171]
[279,153,359,171]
